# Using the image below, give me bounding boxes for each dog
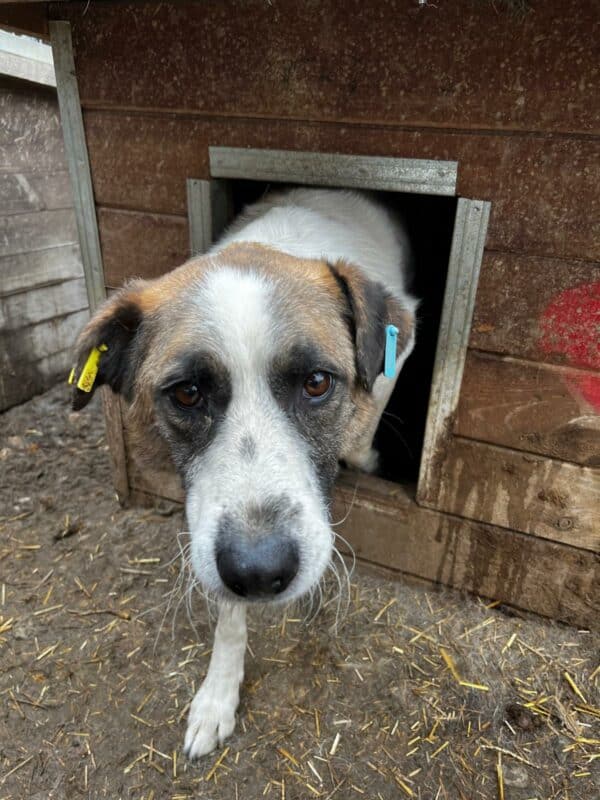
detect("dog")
[70,187,417,758]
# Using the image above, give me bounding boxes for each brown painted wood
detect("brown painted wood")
[124,469,599,630]
[457,351,600,467]
[0,3,49,38]
[101,391,130,504]
[425,437,600,551]
[56,0,599,136]
[97,207,188,286]
[471,252,600,365]
[333,476,599,631]
[83,112,600,262]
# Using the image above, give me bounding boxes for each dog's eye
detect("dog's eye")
[171,383,203,410]
[302,371,333,401]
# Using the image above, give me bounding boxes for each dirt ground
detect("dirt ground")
[0,386,598,800]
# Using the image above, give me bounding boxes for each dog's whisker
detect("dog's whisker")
[379,415,413,458]
[330,477,360,528]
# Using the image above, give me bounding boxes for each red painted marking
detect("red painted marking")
[539,281,600,411]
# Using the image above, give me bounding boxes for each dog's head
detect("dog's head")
[72,244,415,603]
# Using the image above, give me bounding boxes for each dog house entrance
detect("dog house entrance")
[187,148,490,502]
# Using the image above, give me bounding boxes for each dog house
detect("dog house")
[4,1,597,628]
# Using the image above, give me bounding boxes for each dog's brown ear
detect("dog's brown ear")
[329,260,415,392]
[70,283,147,411]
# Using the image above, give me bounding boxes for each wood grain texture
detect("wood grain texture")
[0,309,88,364]
[0,170,73,215]
[0,310,88,411]
[0,348,72,411]
[58,0,599,135]
[471,252,600,364]
[0,277,87,329]
[82,112,600,261]
[0,79,65,173]
[333,475,599,631]
[99,391,130,504]
[124,466,599,629]
[457,351,600,466]
[0,209,78,258]
[97,207,189,286]
[430,437,600,551]
[0,243,82,296]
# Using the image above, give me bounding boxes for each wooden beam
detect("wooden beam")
[430,437,600,551]
[49,20,105,313]
[50,20,130,504]
[417,198,491,505]
[124,466,599,630]
[457,350,600,466]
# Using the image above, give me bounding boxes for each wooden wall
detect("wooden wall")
[0,77,86,410]
[47,0,599,625]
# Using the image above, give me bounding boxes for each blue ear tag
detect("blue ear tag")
[384,324,399,379]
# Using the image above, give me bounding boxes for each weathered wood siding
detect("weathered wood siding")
[47,0,599,623]
[0,78,86,410]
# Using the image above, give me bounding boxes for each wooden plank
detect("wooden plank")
[471,251,600,366]
[0,277,87,328]
[124,468,599,630]
[0,170,73,215]
[0,311,88,410]
[0,309,88,364]
[0,347,72,412]
[0,4,49,39]
[457,351,600,466]
[0,79,66,175]
[418,199,490,505]
[50,20,105,312]
[0,243,82,295]
[0,208,78,258]
[332,475,599,631]
[58,0,599,136]
[82,112,600,261]
[210,147,457,196]
[98,207,189,287]
[186,178,234,256]
[101,392,130,504]
[429,437,600,551]
[0,29,55,86]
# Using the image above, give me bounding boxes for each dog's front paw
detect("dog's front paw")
[183,679,239,759]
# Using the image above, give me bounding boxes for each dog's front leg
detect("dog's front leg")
[183,602,247,759]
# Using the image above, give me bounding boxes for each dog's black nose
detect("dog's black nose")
[216,534,299,598]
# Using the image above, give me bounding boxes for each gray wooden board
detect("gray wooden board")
[0,347,74,411]
[0,309,88,364]
[417,198,491,505]
[0,277,87,329]
[0,170,73,215]
[50,21,106,312]
[0,243,82,296]
[209,147,458,196]
[0,209,78,258]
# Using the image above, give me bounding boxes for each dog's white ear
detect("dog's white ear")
[330,260,415,392]
[70,282,148,411]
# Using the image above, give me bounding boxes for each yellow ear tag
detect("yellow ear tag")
[67,367,76,385]
[76,344,108,393]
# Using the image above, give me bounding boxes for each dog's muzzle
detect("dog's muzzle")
[216,532,299,598]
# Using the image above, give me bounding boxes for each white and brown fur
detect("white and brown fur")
[71,188,417,758]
